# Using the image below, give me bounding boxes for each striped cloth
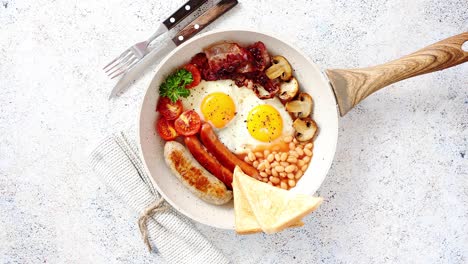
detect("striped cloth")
[89,132,230,264]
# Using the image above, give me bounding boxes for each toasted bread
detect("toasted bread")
[233,168,261,234]
[235,166,322,234]
[233,167,305,234]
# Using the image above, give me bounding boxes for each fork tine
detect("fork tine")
[110,57,139,79]
[106,54,136,76]
[103,49,131,70]
[109,57,138,79]
[111,59,139,79]
[105,52,134,74]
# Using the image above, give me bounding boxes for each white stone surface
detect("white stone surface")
[1,0,467,263]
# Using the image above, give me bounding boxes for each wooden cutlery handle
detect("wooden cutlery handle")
[163,0,207,30]
[172,0,238,46]
[326,32,468,116]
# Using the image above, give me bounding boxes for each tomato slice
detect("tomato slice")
[184,64,201,89]
[174,110,201,136]
[157,97,183,120]
[156,117,178,141]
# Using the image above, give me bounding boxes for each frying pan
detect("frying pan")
[138,30,468,229]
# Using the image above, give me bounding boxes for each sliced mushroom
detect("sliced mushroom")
[278,77,299,102]
[253,83,271,98]
[265,56,292,81]
[293,117,317,141]
[285,92,313,118]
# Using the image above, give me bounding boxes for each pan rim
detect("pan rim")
[138,28,339,229]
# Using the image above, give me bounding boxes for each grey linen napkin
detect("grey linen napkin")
[89,132,230,264]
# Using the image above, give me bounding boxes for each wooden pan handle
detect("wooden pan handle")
[326,33,468,116]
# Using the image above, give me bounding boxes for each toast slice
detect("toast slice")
[235,166,323,234]
[233,168,262,234]
[233,167,304,234]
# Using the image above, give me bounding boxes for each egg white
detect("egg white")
[181,79,294,154]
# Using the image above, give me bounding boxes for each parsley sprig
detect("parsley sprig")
[159,69,193,102]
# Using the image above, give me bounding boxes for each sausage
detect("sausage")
[164,141,232,205]
[184,136,233,189]
[199,123,259,178]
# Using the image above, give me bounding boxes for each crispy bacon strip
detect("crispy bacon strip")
[203,42,251,74]
[194,41,279,98]
[247,41,271,71]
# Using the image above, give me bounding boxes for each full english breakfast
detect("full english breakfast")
[155,41,320,212]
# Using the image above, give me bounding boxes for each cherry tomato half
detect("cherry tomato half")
[156,117,178,141]
[157,97,183,120]
[184,64,201,89]
[174,110,201,136]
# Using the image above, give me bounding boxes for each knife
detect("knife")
[109,0,239,99]
[146,0,208,46]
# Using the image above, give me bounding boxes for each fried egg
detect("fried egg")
[181,80,294,154]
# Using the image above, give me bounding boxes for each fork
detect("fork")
[103,0,208,79]
[108,0,239,99]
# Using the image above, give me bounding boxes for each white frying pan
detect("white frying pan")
[139,30,468,229]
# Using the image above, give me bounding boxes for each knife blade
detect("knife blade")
[109,0,238,99]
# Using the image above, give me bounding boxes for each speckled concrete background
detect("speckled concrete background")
[1,0,467,263]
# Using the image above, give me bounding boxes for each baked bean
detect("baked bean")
[295,147,304,156]
[303,156,311,163]
[265,168,271,174]
[248,152,256,161]
[275,165,285,172]
[295,170,303,179]
[271,161,279,167]
[269,176,280,184]
[264,161,271,169]
[252,161,258,168]
[255,152,263,158]
[301,164,308,172]
[304,148,312,157]
[280,181,288,189]
[280,172,287,178]
[244,156,250,163]
[261,178,268,182]
[285,165,296,173]
[289,142,295,150]
[289,150,298,157]
[257,162,266,171]
[272,169,279,177]
[287,156,297,163]
[287,173,295,179]
[293,138,298,144]
[280,161,289,167]
[280,153,288,161]
[274,153,281,162]
[264,150,270,157]
[267,154,274,162]
[284,136,293,143]
[288,179,296,187]
[260,172,268,178]
[305,143,313,149]
[297,160,305,167]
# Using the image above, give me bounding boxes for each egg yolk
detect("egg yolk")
[246,105,283,142]
[201,92,236,128]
